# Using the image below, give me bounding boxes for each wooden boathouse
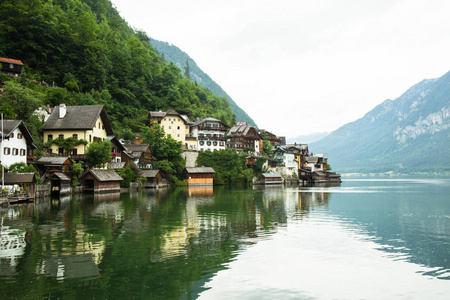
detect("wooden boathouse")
[139,170,163,188]
[183,167,215,186]
[259,173,283,185]
[1,173,36,204]
[47,172,71,195]
[80,169,123,193]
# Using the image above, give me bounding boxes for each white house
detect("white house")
[190,118,229,152]
[1,120,35,168]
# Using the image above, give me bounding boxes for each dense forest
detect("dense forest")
[0,0,236,139]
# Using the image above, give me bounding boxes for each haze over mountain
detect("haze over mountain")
[310,70,450,175]
[287,132,330,145]
[149,39,258,128]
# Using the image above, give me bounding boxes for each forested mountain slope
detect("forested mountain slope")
[149,39,258,128]
[0,0,236,136]
[310,71,450,174]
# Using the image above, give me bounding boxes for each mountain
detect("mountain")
[310,70,450,174]
[149,39,258,128]
[0,0,236,137]
[287,132,330,144]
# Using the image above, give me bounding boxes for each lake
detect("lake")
[1,178,449,299]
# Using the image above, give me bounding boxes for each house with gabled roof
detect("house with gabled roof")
[123,144,152,169]
[42,104,113,158]
[149,109,190,149]
[1,120,36,168]
[226,122,263,155]
[0,57,23,77]
[190,118,229,151]
[80,169,123,193]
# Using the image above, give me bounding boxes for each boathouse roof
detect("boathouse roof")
[139,170,161,178]
[4,173,36,184]
[184,167,215,174]
[81,169,123,182]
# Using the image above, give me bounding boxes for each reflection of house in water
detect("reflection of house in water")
[0,226,27,276]
[186,186,214,197]
[38,254,100,280]
[298,190,330,212]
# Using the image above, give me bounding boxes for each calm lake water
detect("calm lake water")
[1,179,449,299]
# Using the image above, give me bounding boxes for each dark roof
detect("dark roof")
[43,105,113,135]
[139,170,161,178]
[306,156,319,163]
[0,57,23,65]
[107,162,126,169]
[125,144,150,152]
[108,136,127,152]
[4,173,36,184]
[184,167,215,174]
[0,120,35,148]
[227,123,261,139]
[49,172,71,181]
[81,169,123,182]
[34,156,72,165]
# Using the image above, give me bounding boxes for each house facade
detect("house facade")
[226,122,262,155]
[0,57,23,77]
[0,120,36,168]
[123,144,152,169]
[190,118,229,152]
[42,104,113,157]
[149,109,190,148]
[273,147,296,175]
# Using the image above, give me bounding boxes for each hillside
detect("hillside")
[310,71,450,174]
[149,39,258,128]
[0,0,236,137]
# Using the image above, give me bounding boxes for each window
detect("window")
[178,118,180,121]
[73,149,77,155]
[213,141,218,146]
[48,134,53,141]
[199,141,204,146]
[169,126,171,129]
[12,148,18,156]
[177,134,180,137]
[59,148,64,155]
[4,147,10,155]
[20,149,26,156]
[169,118,171,121]
[186,125,189,129]
[98,122,101,128]
[10,133,14,138]
[207,141,211,146]
[164,118,166,121]
[177,126,180,130]
[89,135,92,142]
[17,133,23,139]
[59,134,64,140]
[73,134,78,140]
[162,126,164,129]
[9,63,13,69]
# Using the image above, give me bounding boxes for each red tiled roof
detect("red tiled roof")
[0,57,24,65]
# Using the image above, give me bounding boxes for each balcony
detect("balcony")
[198,125,228,131]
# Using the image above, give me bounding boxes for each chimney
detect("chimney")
[59,104,66,118]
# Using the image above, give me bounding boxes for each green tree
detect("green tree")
[85,139,112,168]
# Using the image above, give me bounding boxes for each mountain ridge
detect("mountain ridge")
[310,71,450,174]
[149,39,258,128]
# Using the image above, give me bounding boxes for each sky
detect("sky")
[110,0,450,138]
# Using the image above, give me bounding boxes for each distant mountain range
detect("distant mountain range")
[149,39,258,128]
[310,70,450,174]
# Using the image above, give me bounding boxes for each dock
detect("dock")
[0,196,34,206]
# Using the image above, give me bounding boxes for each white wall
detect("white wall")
[1,127,28,168]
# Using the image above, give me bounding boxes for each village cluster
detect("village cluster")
[0,57,340,201]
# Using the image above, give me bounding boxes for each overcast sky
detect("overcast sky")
[111,0,450,138]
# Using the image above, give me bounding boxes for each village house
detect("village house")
[42,104,113,158]
[149,109,191,149]
[273,147,297,175]
[123,144,152,169]
[258,129,285,147]
[33,156,73,182]
[0,120,36,168]
[226,122,263,155]
[108,136,127,163]
[0,57,23,77]
[190,118,229,152]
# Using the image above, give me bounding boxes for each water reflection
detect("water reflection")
[0,180,448,299]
